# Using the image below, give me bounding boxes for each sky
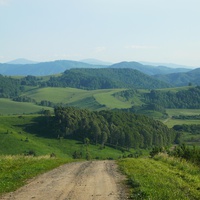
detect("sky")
[0,0,200,67]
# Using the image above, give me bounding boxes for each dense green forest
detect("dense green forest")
[51,107,178,149]
[144,86,200,108]
[46,68,170,89]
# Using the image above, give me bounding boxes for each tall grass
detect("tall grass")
[118,154,200,199]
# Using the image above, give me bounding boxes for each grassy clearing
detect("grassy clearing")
[0,155,72,195]
[0,98,53,115]
[118,154,200,199]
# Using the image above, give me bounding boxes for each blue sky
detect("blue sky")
[0,0,200,67]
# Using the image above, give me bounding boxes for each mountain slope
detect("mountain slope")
[154,68,200,86]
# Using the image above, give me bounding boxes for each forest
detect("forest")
[52,107,178,150]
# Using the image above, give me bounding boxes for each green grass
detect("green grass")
[94,90,133,109]
[0,155,72,195]
[0,98,53,115]
[118,154,200,199]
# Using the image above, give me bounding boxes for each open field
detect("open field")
[118,154,200,199]
[0,99,53,115]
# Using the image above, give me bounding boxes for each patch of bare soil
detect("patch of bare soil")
[1,160,128,200]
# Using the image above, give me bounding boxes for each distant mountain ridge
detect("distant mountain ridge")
[109,61,191,75]
[0,60,106,76]
[0,59,194,76]
[80,58,112,66]
[140,61,196,69]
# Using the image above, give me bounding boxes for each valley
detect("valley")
[0,61,200,199]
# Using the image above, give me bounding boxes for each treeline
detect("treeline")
[172,115,200,120]
[143,86,200,109]
[52,107,178,149]
[112,89,139,101]
[0,75,21,98]
[173,124,200,134]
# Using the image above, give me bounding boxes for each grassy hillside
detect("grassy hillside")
[22,87,132,110]
[0,98,53,115]
[118,154,200,199]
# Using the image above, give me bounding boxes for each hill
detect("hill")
[0,60,106,76]
[154,68,200,86]
[46,68,170,89]
[109,61,191,75]
[6,58,38,65]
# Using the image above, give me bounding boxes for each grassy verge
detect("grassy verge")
[0,155,72,195]
[118,154,200,199]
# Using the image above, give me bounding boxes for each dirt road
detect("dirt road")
[1,160,128,200]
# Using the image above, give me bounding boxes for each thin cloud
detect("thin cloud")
[126,45,158,50]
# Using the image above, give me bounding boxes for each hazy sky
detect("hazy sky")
[1,0,200,66]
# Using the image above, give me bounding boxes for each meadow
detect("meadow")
[118,154,200,199]
[0,98,53,115]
